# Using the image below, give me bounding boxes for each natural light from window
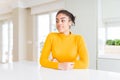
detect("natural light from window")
[37,11,57,61]
[2,21,13,63]
[107,27,120,39]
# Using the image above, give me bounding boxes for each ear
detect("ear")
[69,20,72,26]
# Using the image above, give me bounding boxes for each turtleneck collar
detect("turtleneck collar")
[57,32,72,38]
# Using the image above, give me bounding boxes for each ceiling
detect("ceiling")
[0,0,14,4]
[0,0,10,3]
[0,0,57,15]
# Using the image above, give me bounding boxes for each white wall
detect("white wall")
[0,22,2,62]
[65,0,97,69]
[98,58,120,72]
[12,8,27,61]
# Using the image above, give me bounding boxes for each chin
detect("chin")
[58,31,64,33]
[58,30,63,33]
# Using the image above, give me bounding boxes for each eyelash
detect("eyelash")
[56,20,65,23]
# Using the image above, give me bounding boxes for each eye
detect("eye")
[61,20,65,23]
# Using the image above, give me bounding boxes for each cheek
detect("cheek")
[56,24,60,28]
[65,23,70,28]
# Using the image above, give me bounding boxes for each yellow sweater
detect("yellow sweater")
[40,32,89,69]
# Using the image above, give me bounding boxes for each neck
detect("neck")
[64,31,70,35]
[60,31,71,35]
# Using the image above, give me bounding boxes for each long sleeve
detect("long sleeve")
[40,33,89,69]
[74,36,89,69]
[40,33,58,69]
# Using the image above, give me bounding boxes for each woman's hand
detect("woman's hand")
[52,58,74,70]
[58,62,74,70]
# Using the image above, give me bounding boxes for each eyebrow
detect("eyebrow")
[56,17,66,20]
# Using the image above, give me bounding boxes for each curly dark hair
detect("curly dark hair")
[56,9,75,25]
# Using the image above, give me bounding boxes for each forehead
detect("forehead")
[56,13,69,19]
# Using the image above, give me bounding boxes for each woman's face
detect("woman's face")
[56,13,72,34]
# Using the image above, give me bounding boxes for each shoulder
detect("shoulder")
[72,34,86,45]
[47,32,58,37]
[46,32,58,39]
[72,33,84,40]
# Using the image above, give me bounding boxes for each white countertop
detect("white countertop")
[1,61,120,80]
[39,67,120,80]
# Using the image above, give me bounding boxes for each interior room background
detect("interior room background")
[0,0,120,72]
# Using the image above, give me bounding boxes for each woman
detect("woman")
[40,10,89,70]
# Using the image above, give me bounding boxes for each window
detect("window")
[98,27,105,54]
[106,26,120,40]
[98,21,120,56]
[37,11,57,60]
[98,0,120,57]
[2,21,13,63]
